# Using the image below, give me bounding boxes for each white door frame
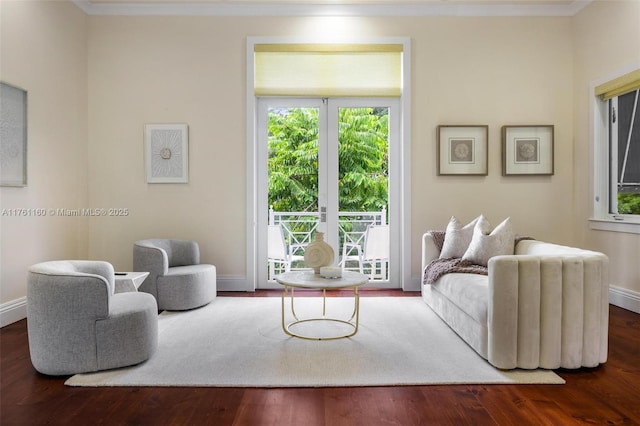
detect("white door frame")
[255,98,401,289]
[245,36,412,292]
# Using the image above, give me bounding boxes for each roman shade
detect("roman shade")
[595,69,640,100]
[254,43,403,97]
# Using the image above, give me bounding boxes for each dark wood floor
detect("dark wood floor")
[2,290,639,425]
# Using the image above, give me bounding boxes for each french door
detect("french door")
[256,97,401,289]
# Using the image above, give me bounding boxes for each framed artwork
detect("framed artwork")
[502,125,554,176]
[437,125,488,175]
[1,82,28,187]
[144,124,189,183]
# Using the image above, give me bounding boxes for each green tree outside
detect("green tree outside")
[267,107,389,214]
[618,193,640,214]
[268,107,320,213]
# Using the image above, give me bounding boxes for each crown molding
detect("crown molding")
[72,0,593,17]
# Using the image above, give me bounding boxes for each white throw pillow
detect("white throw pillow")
[439,215,481,259]
[462,216,514,266]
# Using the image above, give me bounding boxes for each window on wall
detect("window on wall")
[592,68,640,233]
[609,90,640,216]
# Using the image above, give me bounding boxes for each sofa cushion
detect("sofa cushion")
[430,272,488,326]
[440,215,481,259]
[463,216,514,266]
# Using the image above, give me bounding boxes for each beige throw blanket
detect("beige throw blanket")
[423,257,488,284]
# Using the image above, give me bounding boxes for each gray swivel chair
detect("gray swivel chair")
[133,239,216,311]
[27,260,158,376]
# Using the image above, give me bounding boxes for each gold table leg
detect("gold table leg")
[280,285,360,340]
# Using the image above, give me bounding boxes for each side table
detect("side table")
[114,271,150,293]
[275,270,368,340]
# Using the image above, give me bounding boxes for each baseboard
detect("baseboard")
[609,285,640,315]
[217,275,253,292]
[2,282,637,328]
[0,297,27,328]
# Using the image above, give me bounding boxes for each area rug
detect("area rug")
[65,297,564,387]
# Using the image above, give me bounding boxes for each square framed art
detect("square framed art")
[502,125,554,176]
[437,125,488,175]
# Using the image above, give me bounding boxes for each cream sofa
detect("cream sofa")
[422,232,609,370]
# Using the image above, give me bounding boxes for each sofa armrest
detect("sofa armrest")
[421,232,441,274]
[487,253,609,370]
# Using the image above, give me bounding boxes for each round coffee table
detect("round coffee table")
[275,270,368,340]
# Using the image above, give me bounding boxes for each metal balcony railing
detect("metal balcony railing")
[268,206,388,280]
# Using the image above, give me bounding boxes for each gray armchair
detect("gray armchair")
[133,239,216,311]
[27,260,158,376]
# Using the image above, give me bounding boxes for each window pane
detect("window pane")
[267,107,319,213]
[338,107,390,281]
[267,107,319,278]
[614,90,640,215]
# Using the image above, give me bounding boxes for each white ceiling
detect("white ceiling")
[74,0,594,16]
[86,0,577,4]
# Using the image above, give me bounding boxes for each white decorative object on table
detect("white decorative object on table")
[304,231,334,274]
[320,266,342,279]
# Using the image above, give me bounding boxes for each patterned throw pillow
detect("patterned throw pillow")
[439,215,481,259]
[462,216,514,266]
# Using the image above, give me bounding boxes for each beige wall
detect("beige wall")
[86,17,249,280]
[572,0,640,297]
[409,16,574,278]
[0,1,88,307]
[1,0,638,316]
[87,14,574,288]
